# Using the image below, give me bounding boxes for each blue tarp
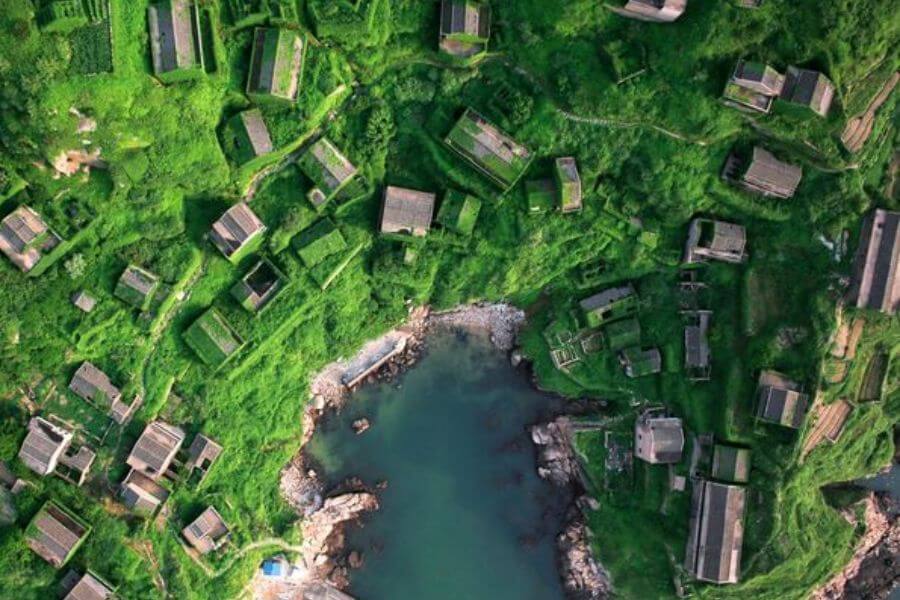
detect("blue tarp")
[262,560,284,577]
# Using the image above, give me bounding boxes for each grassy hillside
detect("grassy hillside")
[0,0,897,598]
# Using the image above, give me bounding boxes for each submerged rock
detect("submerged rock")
[347,550,364,569]
[352,418,371,435]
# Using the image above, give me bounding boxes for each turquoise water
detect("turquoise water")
[856,463,900,499]
[856,463,900,600]
[307,332,569,600]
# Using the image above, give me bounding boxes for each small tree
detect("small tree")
[64,253,86,279]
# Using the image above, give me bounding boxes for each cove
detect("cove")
[306,331,571,600]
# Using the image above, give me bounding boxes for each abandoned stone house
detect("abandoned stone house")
[380,186,436,237]
[126,420,186,480]
[210,202,266,261]
[0,205,54,272]
[69,361,140,425]
[18,416,73,476]
[615,0,687,22]
[120,468,170,515]
[621,347,662,378]
[232,108,274,160]
[755,370,809,429]
[723,60,785,113]
[723,146,802,199]
[246,27,304,102]
[148,0,205,82]
[724,59,834,116]
[301,137,358,208]
[579,284,637,327]
[439,0,491,58]
[711,444,751,484]
[848,208,899,315]
[18,416,95,486]
[69,362,122,407]
[444,108,533,190]
[231,259,283,312]
[182,506,230,555]
[634,412,684,464]
[115,264,160,311]
[684,310,712,380]
[555,157,583,213]
[683,218,747,264]
[781,66,835,116]
[184,434,223,483]
[684,480,746,584]
[71,291,97,313]
[62,571,115,600]
[26,500,91,568]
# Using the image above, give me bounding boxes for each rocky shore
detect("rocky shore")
[280,302,608,598]
[811,491,900,600]
[533,418,612,599]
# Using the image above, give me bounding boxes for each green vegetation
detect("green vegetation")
[0,0,897,598]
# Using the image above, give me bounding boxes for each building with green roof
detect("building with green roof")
[525,179,556,214]
[25,500,91,568]
[444,108,533,191]
[114,265,160,311]
[246,27,305,103]
[38,1,89,33]
[604,318,641,351]
[294,219,348,268]
[436,190,482,237]
[620,347,661,378]
[183,308,245,367]
[579,284,638,328]
[555,157,583,213]
[298,138,358,210]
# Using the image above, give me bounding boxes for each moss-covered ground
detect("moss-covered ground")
[0,0,897,598]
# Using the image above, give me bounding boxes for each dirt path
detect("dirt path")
[184,537,305,579]
[557,109,715,146]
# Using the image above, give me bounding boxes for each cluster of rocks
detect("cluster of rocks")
[812,491,900,600]
[532,417,611,599]
[532,418,582,487]
[301,490,379,587]
[558,519,612,599]
[281,459,379,590]
[366,335,426,388]
[429,303,526,351]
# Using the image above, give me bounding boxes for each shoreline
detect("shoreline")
[275,302,611,599]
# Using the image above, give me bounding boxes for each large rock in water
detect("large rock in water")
[301,492,379,584]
